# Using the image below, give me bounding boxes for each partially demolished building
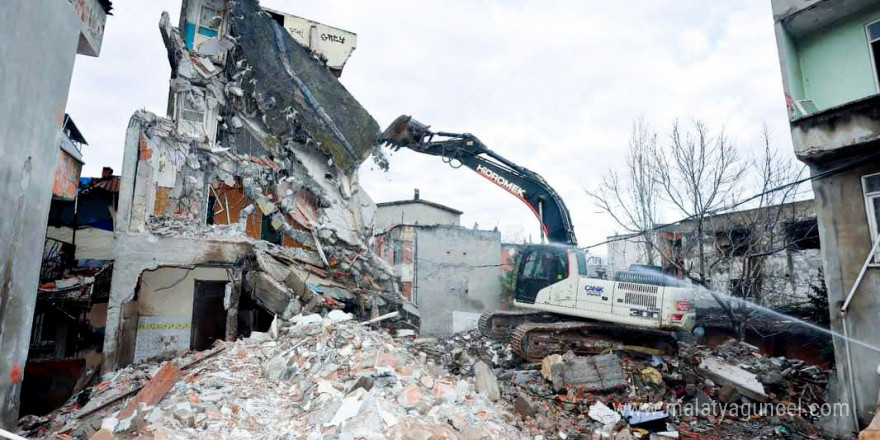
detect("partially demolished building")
[102,0,404,370]
[373,191,502,337]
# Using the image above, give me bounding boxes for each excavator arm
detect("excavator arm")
[380,115,577,246]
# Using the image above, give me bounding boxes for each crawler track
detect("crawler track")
[479,310,679,361]
[477,310,556,338]
[510,321,679,361]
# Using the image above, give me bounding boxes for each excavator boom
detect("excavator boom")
[381,115,577,246]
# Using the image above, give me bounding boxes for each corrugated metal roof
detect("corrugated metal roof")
[81,176,120,194]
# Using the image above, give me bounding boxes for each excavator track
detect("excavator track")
[478,310,557,338]
[510,321,679,362]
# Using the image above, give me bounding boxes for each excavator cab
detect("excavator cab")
[514,245,570,304]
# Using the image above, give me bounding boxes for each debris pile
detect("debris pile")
[246,243,403,324]
[24,313,529,439]
[415,333,834,439]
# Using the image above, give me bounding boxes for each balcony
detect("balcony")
[773,0,877,38]
[790,93,880,163]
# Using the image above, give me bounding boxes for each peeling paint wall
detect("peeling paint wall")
[374,226,416,300]
[52,149,83,201]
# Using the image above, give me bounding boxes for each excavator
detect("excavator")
[380,116,697,361]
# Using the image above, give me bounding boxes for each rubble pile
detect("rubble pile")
[246,243,404,324]
[415,332,834,439]
[147,215,249,240]
[24,313,529,440]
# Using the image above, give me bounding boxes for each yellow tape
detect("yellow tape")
[137,322,191,330]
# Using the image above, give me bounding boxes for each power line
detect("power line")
[581,148,880,251]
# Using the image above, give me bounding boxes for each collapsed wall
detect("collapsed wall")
[102,0,408,370]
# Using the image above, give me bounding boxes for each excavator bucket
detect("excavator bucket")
[380,115,432,150]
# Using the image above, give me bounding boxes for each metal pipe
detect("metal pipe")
[841,233,880,312]
[842,315,861,430]
[0,427,29,440]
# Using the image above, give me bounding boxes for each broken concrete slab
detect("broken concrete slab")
[473,361,500,401]
[229,0,380,173]
[542,352,627,392]
[249,271,298,316]
[254,250,293,282]
[698,357,768,403]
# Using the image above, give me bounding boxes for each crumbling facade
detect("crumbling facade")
[771,0,880,433]
[101,0,403,371]
[0,0,111,428]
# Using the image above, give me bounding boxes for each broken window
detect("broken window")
[260,214,282,245]
[868,20,880,91]
[206,195,216,225]
[198,6,222,38]
[784,218,820,250]
[864,172,880,262]
[179,93,205,124]
[715,229,752,257]
[392,242,402,265]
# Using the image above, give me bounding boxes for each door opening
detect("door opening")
[191,280,228,351]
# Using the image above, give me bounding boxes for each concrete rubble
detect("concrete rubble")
[22,314,529,439]
[412,329,834,439]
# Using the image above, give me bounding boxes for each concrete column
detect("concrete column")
[811,161,880,436]
[0,1,81,428]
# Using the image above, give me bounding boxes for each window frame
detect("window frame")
[576,252,589,276]
[865,18,880,93]
[178,92,206,124]
[198,5,222,37]
[862,172,880,265]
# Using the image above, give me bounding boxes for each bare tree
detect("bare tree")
[653,120,746,282]
[708,125,808,305]
[587,118,661,265]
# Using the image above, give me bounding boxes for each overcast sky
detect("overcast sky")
[66,1,795,254]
